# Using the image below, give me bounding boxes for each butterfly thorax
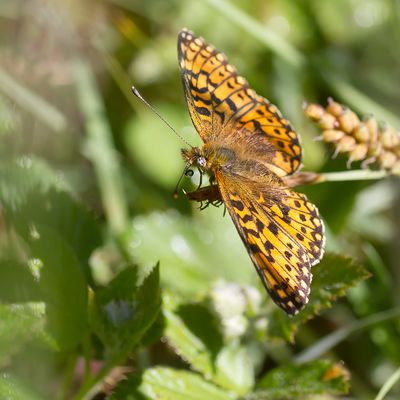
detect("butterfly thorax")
[181,143,283,187]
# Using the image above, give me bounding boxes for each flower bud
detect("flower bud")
[391,160,400,176]
[322,129,345,142]
[348,143,369,161]
[380,125,400,149]
[364,116,379,143]
[378,151,397,169]
[326,98,345,117]
[304,103,325,121]
[319,113,339,130]
[353,123,370,142]
[338,110,360,134]
[336,136,356,153]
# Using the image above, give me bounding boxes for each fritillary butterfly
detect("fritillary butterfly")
[178,28,325,315]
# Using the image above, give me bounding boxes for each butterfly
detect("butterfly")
[177,28,325,315]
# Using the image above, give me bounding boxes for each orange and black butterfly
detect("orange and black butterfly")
[177,28,325,315]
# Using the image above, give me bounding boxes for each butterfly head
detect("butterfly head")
[181,147,207,170]
[181,144,235,174]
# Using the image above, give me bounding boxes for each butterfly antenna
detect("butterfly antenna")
[131,86,193,148]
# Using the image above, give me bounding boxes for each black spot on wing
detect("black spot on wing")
[268,221,279,235]
[195,106,211,116]
[231,199,244,211]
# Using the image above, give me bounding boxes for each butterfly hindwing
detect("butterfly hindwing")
[215,172,324,314]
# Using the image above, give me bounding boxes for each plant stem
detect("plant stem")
[60,353,78,400]
[318,170,389,183]
[73,58,129,238]
[294,306,400,364]
[285,170,389,187]
[374,366,400,400]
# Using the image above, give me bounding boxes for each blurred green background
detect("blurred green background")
[1,0,400,399]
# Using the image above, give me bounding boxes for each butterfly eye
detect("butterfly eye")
[198,157,207,168]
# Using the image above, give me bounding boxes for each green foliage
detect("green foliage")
[163,293,254,395]
[90,264,161,358]
[0,374,44,400]
[267,253,371,342]
[0,0,399,399]
[252,360,350,399]
[110,367,237,400]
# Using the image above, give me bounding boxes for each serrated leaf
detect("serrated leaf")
[7,188,101,283]
[89,264,161,358]
[0,373,45,400]
[110,367,237,400]
[0,302,50,367]
[267,253,371,342]
[163,295,223,377]
[248,360,349,400]
[29,224,89,352]
[163,294,253,395]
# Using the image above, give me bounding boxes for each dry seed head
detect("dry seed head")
[391,160,400,175]
[322,129,346,143]
[364,116,379,143]
[304,98,400,175]
[304,103,325,121]
[348,143,369,162]
[319,113,339,130]
[338,110,360,134]
[378,151,397,169]
[367,142,382,157]
[336,136,356,153]
[326,98,345,117]
[380,125,400,149]
[353,123,370,142]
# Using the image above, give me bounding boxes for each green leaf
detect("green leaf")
[215,341,254,394]
[29,224,89,352]
[7,188,101,283]
[0,373,45,400]
[128,209,254,296]
[89,264,161,358]
[0,157,69,211]
[110,367,237,400]
[163,294,223,377]
[248,360,349,400]
[163,294,253,395]
[0,302,50,368]
[0,260,42,303]
[267,253,371,342]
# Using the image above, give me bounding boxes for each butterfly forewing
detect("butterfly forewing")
[178,28,302,176]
